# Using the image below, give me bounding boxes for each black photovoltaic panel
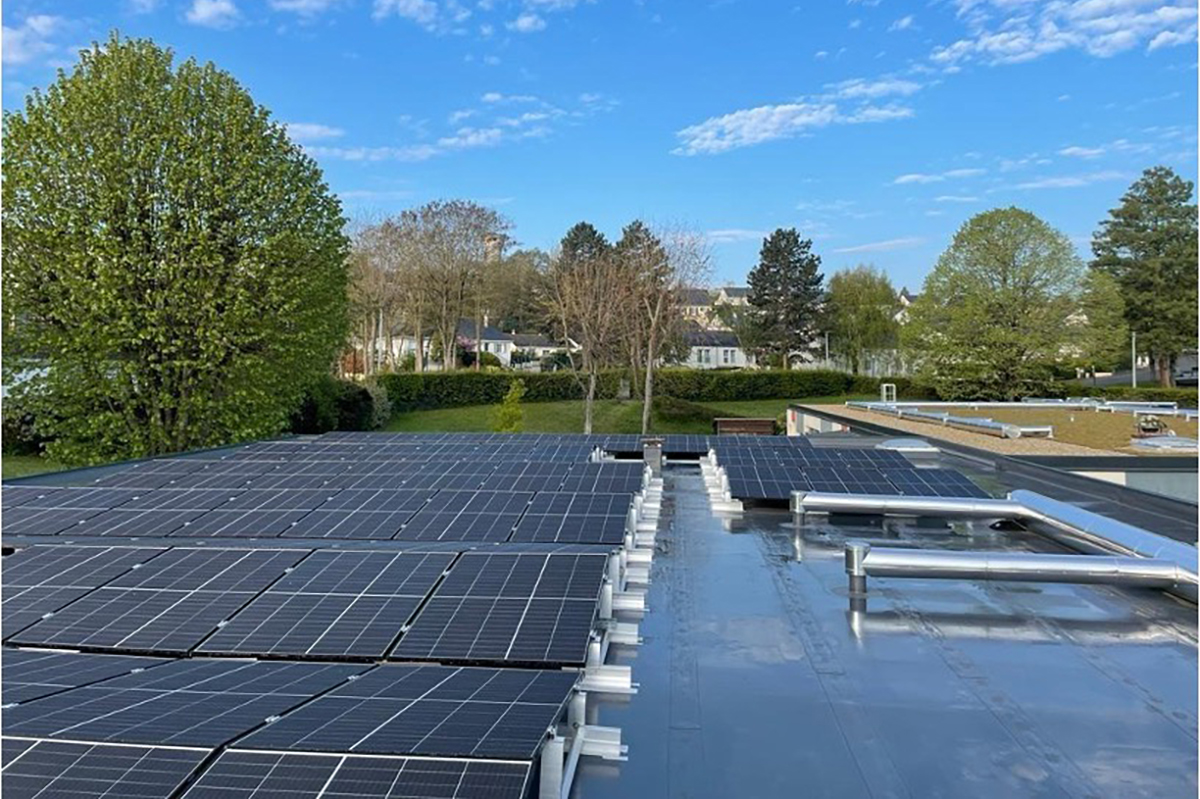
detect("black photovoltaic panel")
[276,489,436,540]
[3,545,165,588]
[8,548,305,653]
[120,488,248,511]
[722,464,809,501]
[237,664,578,759]
[881,467,990,498]
[220,489,340,511]
[169,508,312,538]
[70,509,208,537]
[477,461,572,492]
[2,506,109,536]
[2,649,171,704]
[2,546,166,637]
[319,489,435,513]
[181,751,530,799]
[394,552,606,665]
[2,659,364,747]
[396,491,532,543]
[558,463,646,494]
[509,492,631,545]
[1,486,62,508]
[1,738,210,798]
[199,551,453,658]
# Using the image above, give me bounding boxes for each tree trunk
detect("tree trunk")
[475,309,483,372]
[1157,356,1173,387]
[584,369,597,434]
[641,334,656,435]
[413,314,424,373]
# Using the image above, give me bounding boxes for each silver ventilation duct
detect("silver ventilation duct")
[793,490,1198,602]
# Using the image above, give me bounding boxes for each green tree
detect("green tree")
[827,265,900,374]
[2,35,349,464]
[1072,270,1128,383]
[904,208,1083,400]
[490,379,526,432]
[1091,166,1198,386]
[746,228,825,368]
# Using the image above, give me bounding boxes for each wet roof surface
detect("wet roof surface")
[576,465,1198,799]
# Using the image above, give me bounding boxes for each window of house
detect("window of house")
[722,348,733,364]
[698,348,711,365]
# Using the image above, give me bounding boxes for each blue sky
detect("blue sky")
[3,0,1197,290]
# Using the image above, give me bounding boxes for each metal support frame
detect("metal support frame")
[795,489,1199,602]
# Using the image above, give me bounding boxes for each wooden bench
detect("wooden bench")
[713,417,777,436]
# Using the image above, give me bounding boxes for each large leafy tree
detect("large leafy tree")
[2,35,349,464]
[827,265,900,374]
[746,228,824,368]
[1091,166,1198,386]
[903,208,1083,400]
[1072,270,1128,383]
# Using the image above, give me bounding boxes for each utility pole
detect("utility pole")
[1131,331,1137,388]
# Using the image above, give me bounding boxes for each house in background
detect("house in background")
[894,287,920,324]
[681,330,756,369]
[509,332,564,360]
[680,288,717,328]
[715,286,749,307]
[457,318,515,366]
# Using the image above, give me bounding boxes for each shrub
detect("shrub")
[290,374,343,434]
[462,351,502,369]
[652,395,721,424]
[491,379,526,433]
[2,398,46,455]
[291,375,390,434]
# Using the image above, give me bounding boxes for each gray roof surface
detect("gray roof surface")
[575,462,1198,798]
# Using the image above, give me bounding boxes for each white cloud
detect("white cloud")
[833,236,924,253]
[480,23,495,36]
[1058,93,1071,101]
[849,18,862,29]
[508,13,547,32]
[1013,170,1128,189]
[889,15,915,32]
[438,126,505,149]
[307,144,440,162]
[674,102,913,156]
[706,229,768,244]
[893,167,985,184]
[128,0,160,12]
[814,50,829,59]
[934,194,979,202]
[826,77,923,99]
[932,0,1197,66]
[186,0,240,28]
[1058,145,1105,158]
[448,108,476,123]
[2,15,64,65]
[270,0,340,13]
[285,122,346,142]
[373,0,439,29]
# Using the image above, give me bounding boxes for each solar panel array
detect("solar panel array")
[711,442,988,502]
[2,431,660,798]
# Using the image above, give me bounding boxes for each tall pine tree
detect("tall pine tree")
[746,228,825,368]
[1091,166,1198,386]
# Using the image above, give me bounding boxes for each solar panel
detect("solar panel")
[237,664,578,759]
[181,751,530,799]
[1,486,63,508]
[881,467,990,498]
[396,491,532,543]
[2,659,364,746]
[2,506,110,536]
[199,551,453,658]
[1,738,209,798]
[558,463,646,494]
[509,493,631,545]
[69,509,209,537]
[393,552,607,665]
[2,649,171,704]
[2,546,165,637]
[8,548,305,653]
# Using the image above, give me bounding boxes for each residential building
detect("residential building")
[681,330,756,369]
[510,332,569,360]
[680,288,716,328]
[894,287,920,324]
[457,318,515,366]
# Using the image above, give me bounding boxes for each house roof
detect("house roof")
[510,333,558,348]
[720,286,749,299]
[456,318,513,342]
[681,288,715,306]
[899,287,920,303]
[683,330,742,347]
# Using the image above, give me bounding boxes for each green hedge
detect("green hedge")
[378,369,936,412]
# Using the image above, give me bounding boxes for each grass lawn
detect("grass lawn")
[1,454,68,480]
[925,407,1199,453]
[384,395,868,435]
